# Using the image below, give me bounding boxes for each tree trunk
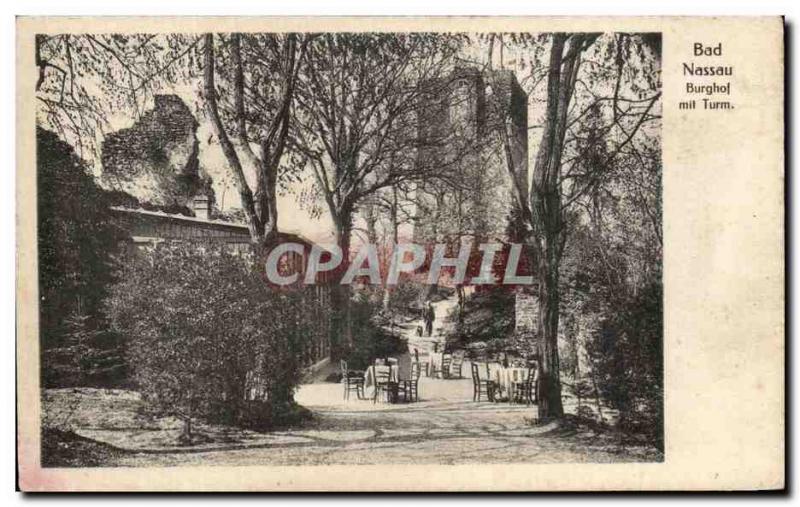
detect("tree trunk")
[330,209,353,358]
[382,188,400,311]
[182,417,192,441]
[528,34,575,421]
[456,285,465,323]
[536,255,564,420]
[203,33,263,244]
[495,33,598,422]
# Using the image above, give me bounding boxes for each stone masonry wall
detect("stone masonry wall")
[101,95,208,209]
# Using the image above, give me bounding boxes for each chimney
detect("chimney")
[193,194,211,221]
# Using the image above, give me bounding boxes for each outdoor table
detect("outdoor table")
[502,367,529,402]
[485,362,502,386]
[486,363,528,401]
[363,365,399,399]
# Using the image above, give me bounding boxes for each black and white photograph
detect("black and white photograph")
[32,28,665,469]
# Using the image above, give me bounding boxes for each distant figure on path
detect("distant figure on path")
[425,302,435,336]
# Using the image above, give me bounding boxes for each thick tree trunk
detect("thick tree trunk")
[330,210,353,358]
[203,34,263,243]
[536,253,564,420]
[205,33,293,250]
[528,34,574,421]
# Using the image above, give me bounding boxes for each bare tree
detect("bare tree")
[293,33,469,353]
[202,33,311,250]
[35,33,199,161]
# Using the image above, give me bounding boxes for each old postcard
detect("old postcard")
[16,16,784,491]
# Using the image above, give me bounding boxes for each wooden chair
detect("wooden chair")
[471,362,495,402]
[512,366,538,406]
[402,362,422,402]
[340,360,364,400]
[433,354,452,379]
[413,348,430,377]
[450,354,464,379]
[371,365,395,403]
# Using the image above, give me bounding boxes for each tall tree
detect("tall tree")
[293,33,468,354]
[202,33,311,249]
[498,32,661,420]
[37,127,126,387]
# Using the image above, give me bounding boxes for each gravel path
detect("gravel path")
[107,375,660,466]
[47,293,661,467]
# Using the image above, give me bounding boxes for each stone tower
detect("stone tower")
[414,68,528,248]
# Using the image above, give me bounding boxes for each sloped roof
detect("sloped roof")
[110,206,320,247]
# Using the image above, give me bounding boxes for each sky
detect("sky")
[93,36,524,245]
[82,33,659,246]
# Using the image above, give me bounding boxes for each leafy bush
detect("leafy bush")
[585,280,663,450]
[444,287,515,353]
[385,278,424,318]
[106,243,310,436]
[343,292,408,371]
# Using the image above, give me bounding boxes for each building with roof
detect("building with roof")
[111,196,333,367]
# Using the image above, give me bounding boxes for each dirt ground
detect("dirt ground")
[41,295,661,467]
[42,373,661,467]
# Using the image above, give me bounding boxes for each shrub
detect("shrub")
[385,278,424,319]
[41,312,126,388]
[343,292,407,371]
[585,280,663,450]
[444,287,515,351]
[106,243,310,437]
[37,128,126,387]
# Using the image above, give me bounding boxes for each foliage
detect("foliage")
[385,278,424,318]
[558,126,663,448]
[105,243,310,435]
[37,127,126,387]
[444,288,515,354]
[41,313,127,388]
[585,281,663,450]
[343,291,408,371]
[35,34,200,161]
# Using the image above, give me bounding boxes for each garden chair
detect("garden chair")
[512,365,538,406]
[371,364,396,403]
[402,361,423,402]
[413,348,430,377]
[450,353,465,378]
[433,354,452,379]
[471,362,495,402]
[340,360,365,400]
